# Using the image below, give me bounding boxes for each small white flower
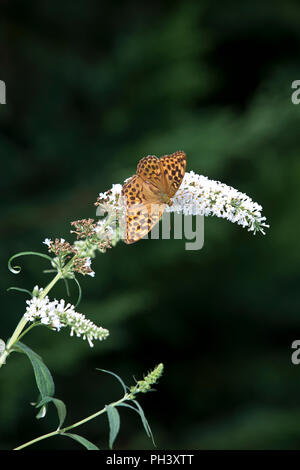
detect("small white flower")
[60,238,65,243]
[85,257,92,268]
[111,184,123,197]
[98,184,122,207]
[88,271,95,277]
[43,238,52,247]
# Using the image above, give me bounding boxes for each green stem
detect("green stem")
[14,394,130,450]
[15,322,41,342]
[0,258,76,368]
[40,270,63,300]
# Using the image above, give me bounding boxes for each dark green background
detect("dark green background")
[1,0,300,450]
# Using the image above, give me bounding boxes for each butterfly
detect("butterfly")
[121,151,187,244]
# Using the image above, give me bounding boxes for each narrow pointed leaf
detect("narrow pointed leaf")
[133,400,155,446]
[63,433,99,450]
[37,396,67,429]
[51,398,67,429]
[117,402,139,413]
[13,341,55,400]
[106,405,120,449]
[96,369,127,395]
[117,401,154,444]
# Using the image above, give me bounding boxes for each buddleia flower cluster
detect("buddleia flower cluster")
[129,363,164,398]
[94,171,269,236]
[24,286,109,347]
[42,216,115,278]
[166,171,269,234]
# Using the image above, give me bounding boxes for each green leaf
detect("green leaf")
[117,401,155,445]
[96,369,127,395]
[63,433,99,450]
[36,405,47,419]
[132,400,155,446]
[37,396,67,429]
[52,398,67,429]
[8,251,53,274]
[13,341,55,400]
[106,405,120,449]
[117,402,140,413]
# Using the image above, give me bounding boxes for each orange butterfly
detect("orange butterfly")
[121,151,187,244]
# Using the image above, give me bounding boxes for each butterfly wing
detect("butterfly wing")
[121,174,165,244]
[121,151,187,244]
[159,151,187,198]
[136,155,162,189]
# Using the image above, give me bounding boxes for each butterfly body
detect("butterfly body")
[122,151,186,244]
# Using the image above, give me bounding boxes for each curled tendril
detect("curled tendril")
[61,275,82,308]
[8,252,53,275]
[73,276,82,308]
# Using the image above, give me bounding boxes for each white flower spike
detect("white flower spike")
[165,171,269,235]
[96,170,269,235]
[25,288,109,347]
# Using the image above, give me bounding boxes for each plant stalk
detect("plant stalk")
[0,259,76,367]
[14,394,130,450]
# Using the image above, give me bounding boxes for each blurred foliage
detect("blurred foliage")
[1,0,300,450]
